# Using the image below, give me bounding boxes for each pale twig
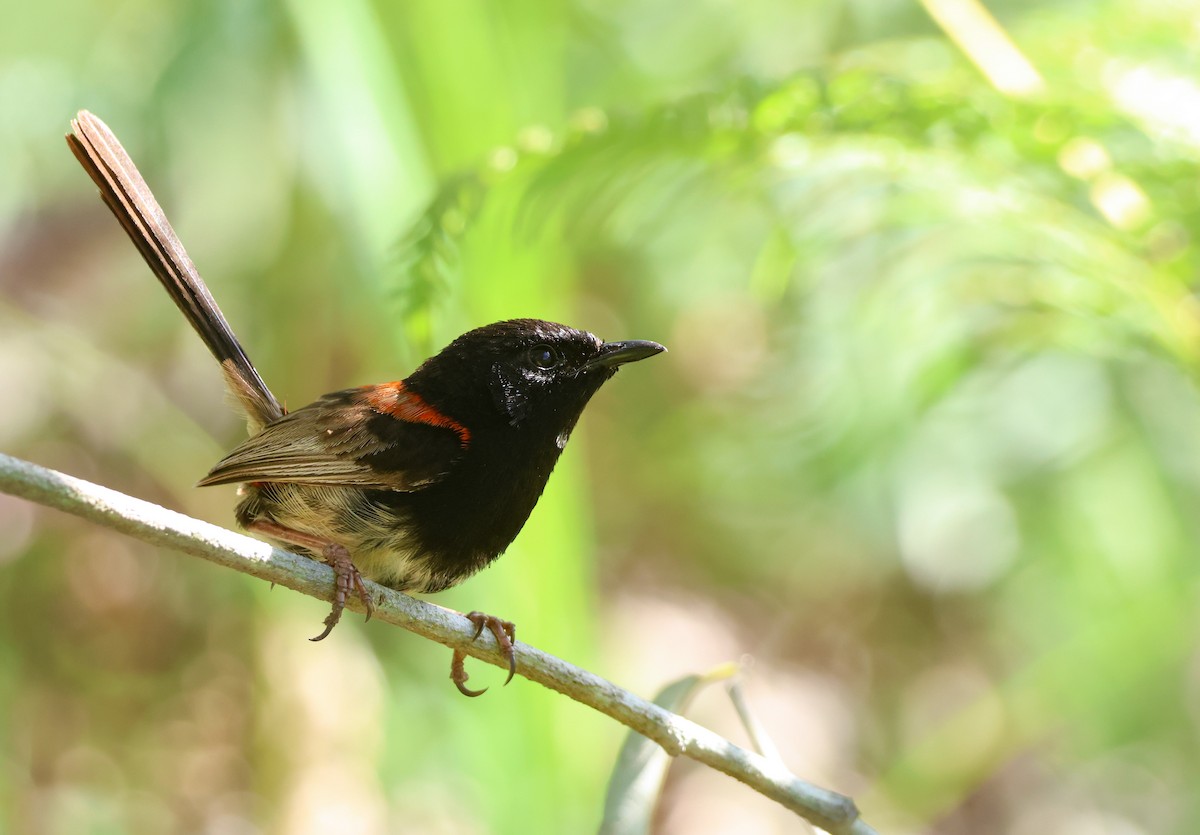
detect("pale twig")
[0,451,878,835]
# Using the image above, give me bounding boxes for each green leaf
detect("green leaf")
[599,664,738,835]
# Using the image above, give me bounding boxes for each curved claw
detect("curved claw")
[309,618,337,642]
[455,679,488,697]
[355,574,375,624]
[451,649,487,696]
[503,636,517,686]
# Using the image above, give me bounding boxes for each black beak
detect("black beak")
[581,339,666,373]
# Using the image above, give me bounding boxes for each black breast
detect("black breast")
[365,425,566,590]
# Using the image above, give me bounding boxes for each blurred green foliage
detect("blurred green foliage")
[3,0,1200,833]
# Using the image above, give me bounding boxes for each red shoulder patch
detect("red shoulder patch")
[363,382,472,448]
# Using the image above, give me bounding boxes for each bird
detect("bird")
[67,110,665,695]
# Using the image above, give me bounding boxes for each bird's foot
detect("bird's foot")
[309,542,374,642]
[244,520,375,641]
[450,612,516,697]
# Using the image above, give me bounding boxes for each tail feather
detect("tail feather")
[67,110,283,432]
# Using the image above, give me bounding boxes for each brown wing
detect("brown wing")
[197,383,469,491]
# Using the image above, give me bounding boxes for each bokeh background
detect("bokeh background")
[3,1,1200,833]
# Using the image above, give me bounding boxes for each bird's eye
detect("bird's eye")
[528,344,560,370]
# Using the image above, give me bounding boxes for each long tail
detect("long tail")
[67,110,283,432]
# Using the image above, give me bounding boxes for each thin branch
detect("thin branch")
[0,451,878,835]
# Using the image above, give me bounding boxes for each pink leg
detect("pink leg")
[246,520,375,641]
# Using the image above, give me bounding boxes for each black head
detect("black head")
[405,319,664,438]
